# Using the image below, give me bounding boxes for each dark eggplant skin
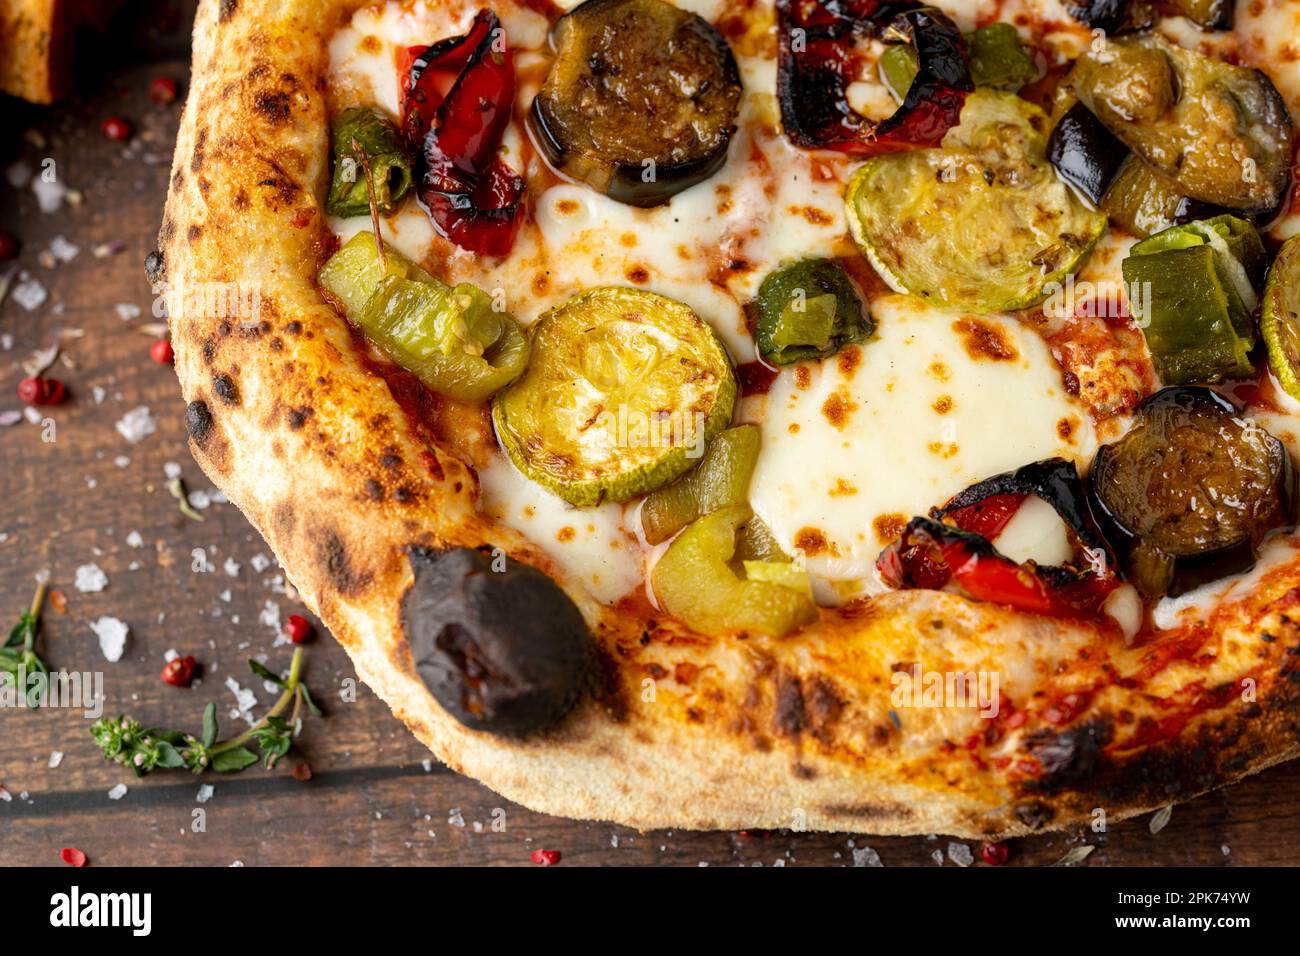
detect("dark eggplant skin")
[401,547,591,737]
[1086,387,1299,598]
[527,0,742,208]
[937,457,1113,560]
[1048,103,1129,207]
[1066,0,1153,33]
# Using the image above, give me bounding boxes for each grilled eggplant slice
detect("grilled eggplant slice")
[1047,101,1128,206]
[1070,33,1294,212]
[1088,387,1297,598]
[528,0,742,207]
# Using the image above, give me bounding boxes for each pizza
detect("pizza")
[157,0,1300,838]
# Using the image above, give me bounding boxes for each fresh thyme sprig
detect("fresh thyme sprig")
[91,647,322,776]
[1,581,51,707]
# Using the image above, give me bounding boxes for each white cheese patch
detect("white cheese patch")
[993,495,1073,567]
[748,295,1096,588]
[1153,535,1300,631]
[476,455,643,604]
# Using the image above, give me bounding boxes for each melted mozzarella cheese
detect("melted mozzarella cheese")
[476,455,644,604]
[747,295,1097,591]
[994,495,1074,566]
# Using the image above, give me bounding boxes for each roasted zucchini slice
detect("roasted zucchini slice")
[652,505,817,637]
[492,287,736,507]
[1088,387,1297,599]
[845,91,1106,312]
[1262,237,1300,401]
[1069,33,1294,212]
[754,259,872,366]
[527,0,742,207]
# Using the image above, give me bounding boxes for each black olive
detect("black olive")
[402,547,591,737]
[1047,103,1128,206]
[1087,387,1298,598]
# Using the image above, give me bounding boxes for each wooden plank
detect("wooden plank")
[1,0,1298,867]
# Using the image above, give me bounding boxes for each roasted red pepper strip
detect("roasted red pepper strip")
[943,492,1024,540]
[878,517,1118,617]
[404,10,525,257]
[776,0,972,154]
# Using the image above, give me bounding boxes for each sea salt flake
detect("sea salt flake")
[32,177,66,213]
[250,553,271,572]
[115,406,156,443]
[947,842,974,867]
[107,783,128,800]
[225,677,258,718]
[852,846,883,867]
[196,784,214,804]
[126,531,144,548]
[74,563,108,593]
[49,236,79,262]
[163,462,182,479]
[90,616,129,662]
[259,599,281,632]
[223,557,241,577]
[11,277,47,311]
[23,406,41,424]
[48,751,63,768]
[114,303,142,321]
[5,160,32,188]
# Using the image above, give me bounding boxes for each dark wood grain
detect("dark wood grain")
[1,1,1298,868]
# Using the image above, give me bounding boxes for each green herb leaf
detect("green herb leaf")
[6,610,33,648]
[252,715,293,769]
[247,658,284,686]
[297,683,322,718]
[202,701,219,748]
[155,741,186,769]
[212,747,259,773]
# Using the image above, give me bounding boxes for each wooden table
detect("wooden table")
[2,1,1298,868]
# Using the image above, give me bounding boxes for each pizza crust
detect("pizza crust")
[159,0,1300,837]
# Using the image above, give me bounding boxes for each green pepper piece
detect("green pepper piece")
[318,232,529,402]
[359,276,529,402]
[966,24,1038,89]
[755,258,872,365]
[1129,215,1264,349]
[640,425,761,544]
[1122,236,1255,386]
[652,505,817,637]
[326,107,414,218]
[881,23,1036,100]
[318,231,434,317]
